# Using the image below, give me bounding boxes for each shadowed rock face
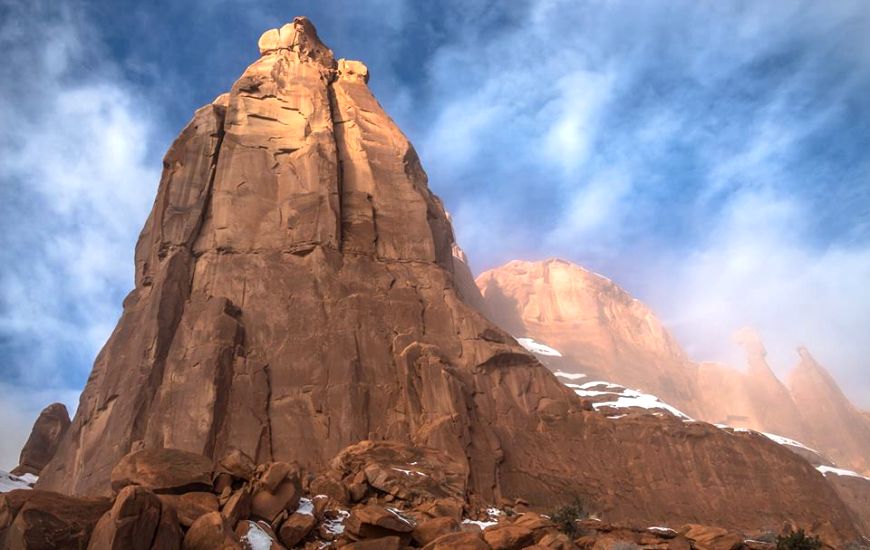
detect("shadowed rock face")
[34,17,861,538]
[12,403,70,476]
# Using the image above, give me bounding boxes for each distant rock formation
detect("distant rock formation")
[789,347,870,475]
[476,259,702,417]
[10,16,863,543]
[477,258,870,477]
[11,403,70,476]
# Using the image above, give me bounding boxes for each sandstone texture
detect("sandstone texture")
[17,15,864,544]
[11,403,70,476]
[476,259,702,416]
[477,258,870,478]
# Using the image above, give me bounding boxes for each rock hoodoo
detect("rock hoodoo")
[19,16,863,544]
[11,403,70,477]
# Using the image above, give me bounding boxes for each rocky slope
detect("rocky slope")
[477,259,870,475]
[12,16,864,546]
[6,445,853,549]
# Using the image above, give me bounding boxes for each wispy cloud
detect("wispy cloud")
[0,0,868,475]
[0,1,161,467]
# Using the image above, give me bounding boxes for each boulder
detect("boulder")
[183,511,240,550]
[412,516,460,546]
[0,490,110,549]
[345,504,415,539]
[221,489,252,528]
[236,520,285,550]
[87,486,162,550]
[251,474,302,523]
[11,403,70,476]
[152,504,184,550]
[111,449,213,494]
[482,524,535,550]
[679,524,745,550]
[422,531,491,550]
[158,492,219,527]
[217,448,256,481]
[329,441,467,505]
[259,462,296,493]
[278,511,317,547]
[343,536,404,550]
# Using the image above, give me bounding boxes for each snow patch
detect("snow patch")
[296,497,315,516]
[592,388,691,420]
[517,337,563,357]
[648,526,676,535]
[817,465,870,482]
[760,432,821,454]
[392,467,428,477]
[462,507,505,530]
[0,471,36,493]
[387,507,415,527]
[239,521,275,550]
[322,510,350,536]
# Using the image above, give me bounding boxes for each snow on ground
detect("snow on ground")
[296,497,315,516]
[648,526,677,535]
[517,337,563,357]
[817,465,870,482]
[593,389,692,420]
[758,431,822,454]
[392,467,428,477]
[322,510,350,536]
[386,508,415,528]
[556,373,693,420]
[462,507,504,530]
[238,521,275,550]
[0,471,36,492]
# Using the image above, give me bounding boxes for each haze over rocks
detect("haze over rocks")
[477,258,870,476]
[1,16,868,550]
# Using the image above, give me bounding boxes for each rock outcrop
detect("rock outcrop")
[28,16,863,540]
[788,347,870,475]
[11,403,70,476]
[476,259,702,415]
[478,258,870,477]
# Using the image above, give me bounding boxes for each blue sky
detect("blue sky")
[1,0,869,467]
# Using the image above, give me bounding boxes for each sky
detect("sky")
[1,0,869,468]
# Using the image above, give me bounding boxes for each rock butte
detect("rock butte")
[476,258,870,477]
[0,15,862,547]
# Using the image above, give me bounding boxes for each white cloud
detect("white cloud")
[0,3,160,463]
[542,70,615,173]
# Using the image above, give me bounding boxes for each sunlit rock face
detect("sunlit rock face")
[476,258,703,416]
[478,258,870,477]
[30,17,862,539]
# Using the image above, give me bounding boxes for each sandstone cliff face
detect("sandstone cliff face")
[476,259,701,416]
[696,329,806,441]
[789,348,870,475]
[477,259,870,478]
[34,18,861,537]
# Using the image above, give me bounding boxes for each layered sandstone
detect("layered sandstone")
[32,18,861,538]
[11,403,70,476]
[476,259,701,416]
[477,258,870,477]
